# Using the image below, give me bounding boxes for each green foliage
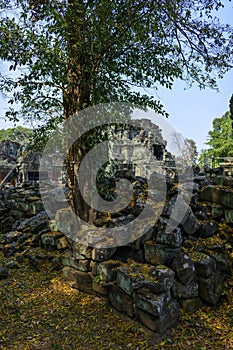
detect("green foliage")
[0,125,32,143]
[184,138,198,164]
[0,0,232,125]
[199,111,233,165]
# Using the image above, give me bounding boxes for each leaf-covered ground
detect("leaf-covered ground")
[0,251,233,350]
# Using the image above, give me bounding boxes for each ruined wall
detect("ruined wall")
[0,173,233,333]
[57,173,233,333]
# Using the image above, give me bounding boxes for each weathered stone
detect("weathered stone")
[4,231,21,244]
[198,272,226,304]
[1,216,15,233]
[116,263,174,296]
[0,266,10,279]
[135,300,179,333]
[193,175,209,187]
[172,254,196,285]
[62,251,91,272]
[116,264,146,296]
[134,290,170,317]
[188,251,216,278]
[193,204,208,220]
[211,205,224,219]
[92,278,112,296]
[144,241,181,265]
[62,266,78,289]
[207,251,232,273]
[172,280,199,299]
[150,265,175,292]
[55,208,79,237]
[156,228,183,248]
[199,186,233,209]
[95,260,122,283]
[181,209,200,235]
[63,267,94,294]
[180,298,202,312]
[91,247,116,262]
[41,231,64,250]
[56,236,69,250]
[109,285,134,317]
[198,221,219,238]
[225,210,233,223]
[140,226,156,245]
[18,211,49,233]
[72,243,92,260]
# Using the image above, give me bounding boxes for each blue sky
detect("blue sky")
[0,1,232,153]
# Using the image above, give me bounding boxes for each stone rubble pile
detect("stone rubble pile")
[58,172,233,333]
[0,172,233,333]
[0,183,69,273]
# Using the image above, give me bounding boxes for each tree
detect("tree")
[0,125,32,143]
[0,0,233,222]
[229,94,233,127]
[184,138,198,164]
[199,111,233,166]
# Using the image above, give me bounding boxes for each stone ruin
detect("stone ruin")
[0,121,233,333]
[0,140,21,186]
[0,139,63,189]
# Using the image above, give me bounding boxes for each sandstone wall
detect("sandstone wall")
[0,174,233,333]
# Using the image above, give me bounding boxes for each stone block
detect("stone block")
[135,300,179,333]
[63,267,94,294]
[96,260,122,283]
[29,201,44,215]
[18,211,49,233]
[181,210,200,235]
[109,285,134,318]
[91,247,116,262]
[116,264,145,296]
[73,242,92,260]
[211,205,224,219]
[188,251,216,278]
[116,263,174,296]
[207,251,232,273]
[199,186,233,209]
[56,236,69,250]
[41,231,63,250]
[92,279,112,296]
[156,227,183,248]
[172,253,196,285]
[172,280,199,299]
[198,272,226,304]
[180,298,202,312]
[198,221,219,238]
[62,251,91,272]
[134,290,169,317]
[144,240,181,265]
[225,210,233,223]
[62,266,78,289]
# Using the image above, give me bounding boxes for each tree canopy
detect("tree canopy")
[199,111,233,166]
[1,0,233,221]
[0,0,233,127]
[0,125,32,143]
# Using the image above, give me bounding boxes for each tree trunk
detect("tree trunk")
[63,0,96,224]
